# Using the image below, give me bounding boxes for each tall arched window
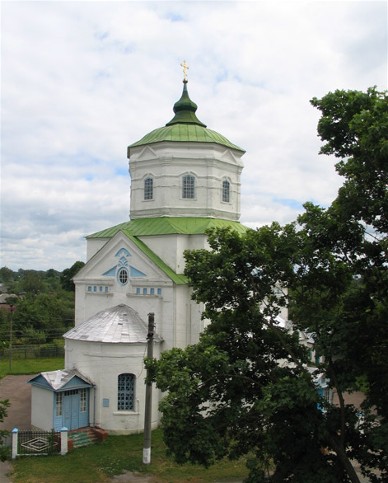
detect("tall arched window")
[182,174,195,199]
[222,179,230,203]
[144,177,153,200]
[117,373,135,411]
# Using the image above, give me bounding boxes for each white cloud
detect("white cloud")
[1,0,387,270]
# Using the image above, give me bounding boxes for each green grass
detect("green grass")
[11,429,248,482]
[0,357,64,378]
[1,361,248,481]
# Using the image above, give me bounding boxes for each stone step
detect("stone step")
[69,428,98,448]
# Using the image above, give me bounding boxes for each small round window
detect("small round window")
[118,267,129,285]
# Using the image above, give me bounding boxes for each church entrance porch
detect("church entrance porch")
[29,369,94,432]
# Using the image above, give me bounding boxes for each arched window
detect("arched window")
[182,174,195,199]
[117,373,135,411]
[144,177,153,200]
[222,179,230,203]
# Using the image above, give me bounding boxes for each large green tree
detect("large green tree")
[309,88,388,417]
[152,226,364,482]
[151,88,387,482]
[12,291,74,343]
[60,261,85,292]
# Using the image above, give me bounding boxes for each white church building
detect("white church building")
[29,75,248,434]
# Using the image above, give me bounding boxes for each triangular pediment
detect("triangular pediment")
[29,369,93,392]
[74,231,174,284]
[219,148,242,165]
[135,145,159,161]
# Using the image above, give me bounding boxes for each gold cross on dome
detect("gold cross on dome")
[180,60,189,81]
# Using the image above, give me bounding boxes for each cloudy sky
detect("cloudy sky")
[1,1,387,271]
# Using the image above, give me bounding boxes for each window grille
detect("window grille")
[222,180,230,202]
[80,389,87,412]
[117,374,135,411]
[64,389,78,396]
[118,267,129,285]
[144,177,153,200]
[182,175,195,199]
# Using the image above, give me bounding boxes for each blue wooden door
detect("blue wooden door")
[63,390,80,430]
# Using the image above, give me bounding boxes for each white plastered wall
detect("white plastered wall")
[65,339,161,434]
[30,386,54,431]
[129,142,243,221]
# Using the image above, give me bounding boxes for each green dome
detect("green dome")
[128,81,244,154]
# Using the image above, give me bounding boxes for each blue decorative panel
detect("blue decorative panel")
[63,376,92,390]
[103,247,146,278]
[115,248,131,257]
[130,266,146,277]
[103,266,117,276]
[29,374,52,390]
[118,256,129,267]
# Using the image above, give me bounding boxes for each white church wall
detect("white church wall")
[74,279,176,349]
[65,339,161,434]
[86,238,108,261]
[74,233,175,326]
[139,233,208,273]
[127,285,175,348]
[129,143,243,220]
[74,284,115,326]
[189,297,206,344]
[31,386,53,431]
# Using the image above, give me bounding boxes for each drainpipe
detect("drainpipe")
[92,384,96,427]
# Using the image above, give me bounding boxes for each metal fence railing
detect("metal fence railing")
[12,428,67,457]
[0,344,64,360]
[17,430,61,456]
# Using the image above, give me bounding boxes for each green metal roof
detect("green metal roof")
[129,124,244,152]
[128,235,188,285]
[166,80,206,128]
[87,217,248,285]
[128,81,245,154]
[87,217,248,239]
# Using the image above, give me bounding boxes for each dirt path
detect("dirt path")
[110,472,159,482]
[0,374,33,431]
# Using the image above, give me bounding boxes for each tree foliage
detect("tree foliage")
[151,88,387,482]
[10,292,74,343]
[311,87,388,234]
[0,399,10,461]
[60,261,85,292]
[0,267,14,284]
[0,263,81,344]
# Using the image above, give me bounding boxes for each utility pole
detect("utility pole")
[9,304,14,371]
[143,312,154,465]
